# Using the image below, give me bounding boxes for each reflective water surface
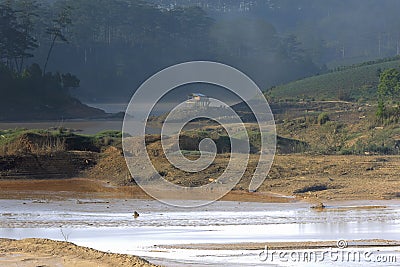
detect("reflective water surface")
[0,199,399,266]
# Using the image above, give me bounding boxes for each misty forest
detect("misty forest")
[2,0,400,120]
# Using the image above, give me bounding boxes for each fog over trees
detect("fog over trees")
[2,0,400,103]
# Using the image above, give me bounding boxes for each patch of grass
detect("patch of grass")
[0,128,50,146]
[0,129,124,155]
[343,125,400,155]
[92,130,122,139]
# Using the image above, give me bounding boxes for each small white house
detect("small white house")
[186,93,210,108]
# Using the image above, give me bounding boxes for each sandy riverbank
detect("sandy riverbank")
[1,238,399,267]
[0,238,158,267]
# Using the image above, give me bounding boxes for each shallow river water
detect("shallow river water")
[0,199,399,266]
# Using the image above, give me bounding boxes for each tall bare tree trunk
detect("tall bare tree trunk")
[43,35,57,75]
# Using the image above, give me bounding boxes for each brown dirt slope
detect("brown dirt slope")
[85,146,133,185]
[87,140,400,201]
[0,151,97,179]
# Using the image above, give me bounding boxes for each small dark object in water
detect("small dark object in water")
[311,202,326,209]
[133,211,139,218]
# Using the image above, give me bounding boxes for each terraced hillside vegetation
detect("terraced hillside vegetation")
[267,57,400,102]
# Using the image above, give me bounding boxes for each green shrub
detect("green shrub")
[318,112,330,125]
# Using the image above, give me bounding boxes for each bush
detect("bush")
[305,115,318,125]
[318,112,330,125]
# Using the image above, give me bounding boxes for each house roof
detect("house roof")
[190,93,207,97]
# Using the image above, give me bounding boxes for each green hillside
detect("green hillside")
[267,57,400,102]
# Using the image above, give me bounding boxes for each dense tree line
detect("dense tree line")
[0,0,104,120]
[1,0,321,103]
[0,1,37,73]
[3,0,400,105]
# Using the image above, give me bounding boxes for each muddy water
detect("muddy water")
[0,199,399,266]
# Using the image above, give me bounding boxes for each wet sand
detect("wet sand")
[159,239,400,250]
[0,178,150,200]
[0,178,295,203]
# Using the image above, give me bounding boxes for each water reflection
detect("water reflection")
[0,199,399,266]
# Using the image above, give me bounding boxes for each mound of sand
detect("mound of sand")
[0,238,158,267]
